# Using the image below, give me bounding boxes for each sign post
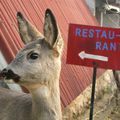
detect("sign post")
[89,63,97,120]
[67,24,120,120]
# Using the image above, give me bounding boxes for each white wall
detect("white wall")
[0,51,7,70]
[85,0,95,15]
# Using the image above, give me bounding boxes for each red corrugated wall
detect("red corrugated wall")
[0,0,104,107]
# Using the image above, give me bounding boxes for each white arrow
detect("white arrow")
[78,51,108,62]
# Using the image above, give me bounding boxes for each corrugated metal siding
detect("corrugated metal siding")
[0,0,104,107]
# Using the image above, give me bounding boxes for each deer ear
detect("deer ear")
[17,12,43,44]
[43,9,58,47]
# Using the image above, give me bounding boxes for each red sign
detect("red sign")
[67,24,120,70]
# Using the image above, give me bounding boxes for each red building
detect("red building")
[0,0,104,107]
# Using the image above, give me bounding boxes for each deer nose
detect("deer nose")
[1,69,8,77]
[1,69,13,79]
[1,69,20,81]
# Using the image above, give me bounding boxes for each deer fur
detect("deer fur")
[0,9,63,120]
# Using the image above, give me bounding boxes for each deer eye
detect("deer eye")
[27,52,39,60]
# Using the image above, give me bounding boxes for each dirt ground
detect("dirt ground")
[76,90,120,120]
[63,70,120,120]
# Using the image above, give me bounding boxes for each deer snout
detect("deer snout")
[1,69,20,82]
[1,69,8,77]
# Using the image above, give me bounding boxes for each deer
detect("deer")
[0,9,63,120]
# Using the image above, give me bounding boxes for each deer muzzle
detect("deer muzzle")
[0,69,20,83]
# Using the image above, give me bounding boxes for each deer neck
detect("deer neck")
[27,80,62,120]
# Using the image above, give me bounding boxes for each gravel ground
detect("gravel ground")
[80,90,120,120]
